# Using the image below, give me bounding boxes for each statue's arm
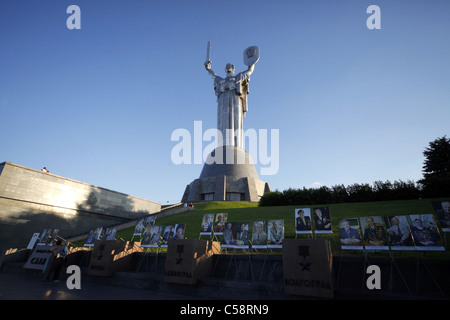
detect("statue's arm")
[204,61,217,79]
[244,64,255,77]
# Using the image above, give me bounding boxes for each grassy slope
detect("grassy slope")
[104,198,449,258]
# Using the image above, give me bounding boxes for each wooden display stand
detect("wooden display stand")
[283,239,334,298]
[23,245,56,271]
[88,240,142,277]
[164,239,220,285]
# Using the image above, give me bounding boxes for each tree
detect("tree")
[419,136,450,197]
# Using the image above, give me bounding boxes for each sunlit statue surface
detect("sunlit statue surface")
[204,44,260,148]
[181,44,269,203]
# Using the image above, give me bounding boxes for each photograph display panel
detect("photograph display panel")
[431,200,450,232]
[359,216,389,250]
[84,227,103,247]
[141,225,162,248]
[133,218,145,236]
[38,229,59,245]
[103,227,117,240]
[234,222,250,249]
[214,213,228,235]
[144,216,156,228]
[200,214,214,235]
[338,218,363,250]
[383,215,415,250]
[408,214,445,251]
[27,233,40,249]
[222,222,235,248]
[251,221,268,249]
[295,208,312,234]
[161,225,175,247]
[221,222,250,249]
[313,207,332,234]
[38,229,51,245]
[267,219,284,248]
[174,224,186,240]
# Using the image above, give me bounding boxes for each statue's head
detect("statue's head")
[225,63,235,75]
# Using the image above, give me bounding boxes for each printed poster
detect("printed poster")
[267,219,284,248]
[141,225,162,248]
[200,214,214,235]
[408,214,445,251]
[84,227,103,247]
[295,208,312,234]
[313,207,332,234]
[103,227,117,241]
[359,216,389,250]
[133,219,145,236]
[174,224,186,240]
[222,222,250,249]
[161,225,175,247]
[214,213,228,235]
[431,200,450,232]
[252,221,268,249]
[338,218,363,250]
[383,215,415,251]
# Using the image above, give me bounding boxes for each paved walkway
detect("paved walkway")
[0,272,193,300]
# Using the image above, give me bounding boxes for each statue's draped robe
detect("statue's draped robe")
[213,71,251,148]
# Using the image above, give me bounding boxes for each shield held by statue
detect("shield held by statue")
[243,46,260,66]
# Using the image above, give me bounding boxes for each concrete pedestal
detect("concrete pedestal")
[181,146,271,203]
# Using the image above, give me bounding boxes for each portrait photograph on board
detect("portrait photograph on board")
[84,227,103,247]
[221,222,250,248]
[174,224,186,240]
[214,213,228,235]
[27,233,40,250]
[338,218,363,250]
[200,214,214,235]
[234,222,250,248]
[267,219,284,248]
[295,208,312,234]
[431,200,450,232]
[222,222,235,248]
[50,229,60,245]
[161,225,175,247]
[141,225,162,248]
[103,227,116,240]
[359,216,389,250]
[133,218,145,236]
[313,207,332,234]
[383,215,416,250]
[38,229,52,245]
[251,221,268,248]
[408,214,445,251]
[144,216,156,228]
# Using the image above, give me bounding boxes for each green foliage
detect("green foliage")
[419,136,450,197]
[258,180,421,207]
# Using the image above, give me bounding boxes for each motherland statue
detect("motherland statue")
[204,42,260,148]
[181,43,270,203]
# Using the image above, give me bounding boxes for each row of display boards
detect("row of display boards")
[29,200,450,252]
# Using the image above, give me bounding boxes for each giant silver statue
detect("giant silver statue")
[204,43,260,148]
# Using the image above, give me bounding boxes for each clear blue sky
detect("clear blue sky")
[1,0,449,204]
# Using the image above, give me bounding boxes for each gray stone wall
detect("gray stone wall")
[0,161,161,249]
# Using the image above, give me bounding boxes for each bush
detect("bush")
[259,179,421,206]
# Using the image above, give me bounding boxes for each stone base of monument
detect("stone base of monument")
[283,239,334,298]
[182,146,271,202]
[87,240,142,277]
[164,239,220,285]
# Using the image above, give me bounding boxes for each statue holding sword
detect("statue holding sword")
[204,42,260,148]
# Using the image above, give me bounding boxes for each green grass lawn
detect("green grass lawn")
[75,198,450,258]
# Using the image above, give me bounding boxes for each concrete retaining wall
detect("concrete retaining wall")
[0,161,161,249]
